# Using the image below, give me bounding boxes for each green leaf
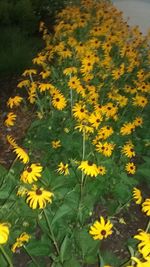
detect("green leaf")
[63,257,81,267]
[0,164,7,178]
[26,240,52,256]
[74,228,99,263]
[51,204,72,225]
[60,235,71,263]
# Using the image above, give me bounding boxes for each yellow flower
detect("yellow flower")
[97,126,114,140]
[122,141,135,158]
[0,223,9,244]
[133,117,143,127]
[11,232,31,253]
[7,96,23,109]
[98,166,106,175]
[6,134,17,147]
[68,76,81,89]
[52,93,67,110]
[22,69,37,77]
[57,162,70,176]
[142,199,150,216]
[26,185,54,209]
[96,142,115,157]
[88,112,103,129]
[134,230,150,259]
[13,146,29,164]
[63,67,77,76]
[120,122,135,135]
[125,162,136,175]
[4,112,16,127]
[131,256,150,267]
[132,94,148,108]
[51,140,61,149]
[39,70,51,79]
[39,83,53,92]
[20,163,43,184]
[17,186,28,197]
[72,102,88,121]
[89,216,113,240]
[133,187,142,204]
[75,121,94,134]
[17,79,30,88]
[78,160,99,177]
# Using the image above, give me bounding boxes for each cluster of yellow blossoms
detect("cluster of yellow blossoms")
[1,0,150,265]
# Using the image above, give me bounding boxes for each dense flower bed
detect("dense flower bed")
[0,0,150,266]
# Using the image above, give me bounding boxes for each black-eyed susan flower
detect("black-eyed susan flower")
[131,256,150,266]
[88,112,103,129]
[89,216,113,240]
[13,146,29,164]
[17,79,30,88]
[57,162,70,175]
[122,141,135,158]
[52,93,67,110]
[120,122,135,136]
[20,163,43,184]
[133,187,142,204]
[6,134,17,147]
[142,199,150,216]
[132,94,148,108]
[96,142,115,157]
[22,69,37,77]
[134,230,150,259]
[75,120,94,134]
[11,232,31,253]
[17,186,28,197]
[51,140,61,149]
[7,96,23,109]
[133,116,143,127]
[72,102,88,121]
[4,112,17,127]
[98,166,106,176]
[63,67,77,76]
[26,185,54,209]
[68,76,81,89]
[97,126,114,140]
[125,162,136,175]
[0,223,9,244]
[78,160,99,177]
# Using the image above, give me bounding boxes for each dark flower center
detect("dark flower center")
[101,230,106,236]
[80,108,84,112]
[27,167,32,173]
[88,161,93,166]
[56,98,60,102]
[36,189,42,195]
[130,148,134,152]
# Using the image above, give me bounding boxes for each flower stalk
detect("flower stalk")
[43,209,60,255]
[0,245,13,267]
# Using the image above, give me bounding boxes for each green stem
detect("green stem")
[43,209,60,255]
[80,131,86,197]
[70,88,73,116]
[0,245,13,267]
[23,245,40,267]
[145,219,150,232]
